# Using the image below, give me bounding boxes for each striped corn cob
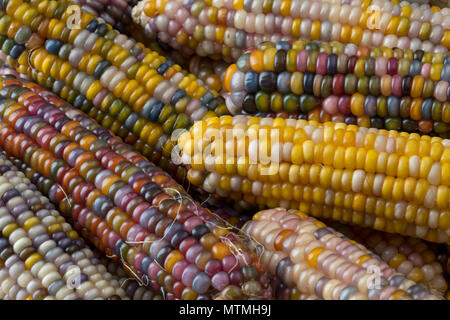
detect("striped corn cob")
[78,0,450,35]
[2,143,256,299]
[131,0,449,62]
[242,208,443,299]
[0,0,230,177]
[177,115,450,243]
[0,50,230,207]
[0,236,51,299]
[223,41,450,136]
[3,147,177,300]
[324,221,448,294]
[1,146,166,300]
[0,73,272,300]
[10,64,245,217]
[0,153,131,299]
[0,94,254,295]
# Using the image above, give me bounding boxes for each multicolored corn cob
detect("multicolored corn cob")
[242,208,443,299]
[223,41,450,136]
[325,222,448,294]
[0,0,231,179]
[0,73,272,300]
[0,152,131,299]
[131,0,449,61]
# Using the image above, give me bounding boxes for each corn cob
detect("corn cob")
[177,115,450,243]
[16,64,244,216]
[1,145,166,300]
[131,0,449,62]
[2,145,173,300]
[0,236,51,299]
[0,0,230,171]
[242,208,442,299]
[226,39,450,133]
[5,56,148,151]
[2,137,256,299]
[0,74,272,300]
[223,41,450,136]
[0,82,254,295]
[0,153,131,299]
[324,222,448,294]
[228,40,450,80]
[0,54,221,205]
[13,59,158,160]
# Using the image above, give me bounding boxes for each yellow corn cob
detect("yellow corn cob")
[177,116,450,244]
